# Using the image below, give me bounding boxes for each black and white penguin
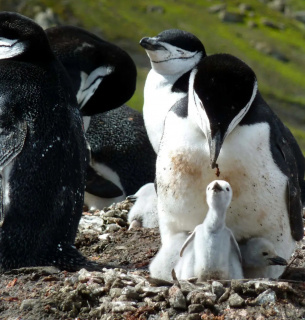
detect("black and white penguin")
[46,26,156,209]
[46,25,137,117]
[156,53,305,278]
[0,12,100,271]
[85,105,156,209]
[140,29,206,153]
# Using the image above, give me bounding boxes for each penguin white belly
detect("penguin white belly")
[143,70,185,153]
[157,115,294,277]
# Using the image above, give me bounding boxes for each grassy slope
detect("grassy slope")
[2,0,305,151]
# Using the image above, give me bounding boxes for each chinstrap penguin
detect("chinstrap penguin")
[127,182,158,229]
[175,180,243,281]
[47,26,156,209]
[156,53,304,278]
[46,25,137,117]
[140,29,206,153]
[85,106,156,209]
[240,237,288,278]
[0,12,102,272]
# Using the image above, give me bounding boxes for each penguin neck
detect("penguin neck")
[205,207,227,232]
[149,68,190,88]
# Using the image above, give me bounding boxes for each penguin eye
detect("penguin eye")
[226,188,229,191]
[262,252,268,256]
[177,49,184,54]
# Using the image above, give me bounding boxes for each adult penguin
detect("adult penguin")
[0,12,100,271]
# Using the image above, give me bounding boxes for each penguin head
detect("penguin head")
[206,180,232,211]
[0,12,53,61]
[46,26,137,116]
[189,54,258,168]
[243,237,288,267]
[140,29,206,76]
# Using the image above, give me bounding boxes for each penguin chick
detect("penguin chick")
[127,182,158,229]
[140,29,206,153]
[0,12,101,272]
[175,180,243,281]
[240,237,288,278]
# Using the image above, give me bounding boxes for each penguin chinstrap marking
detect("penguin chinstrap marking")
[239,237,288,279]
[175,180,243,281]
[140,29,206,153]
[0,12,100,272]
[157,53,304,278]
[46,25,137,116]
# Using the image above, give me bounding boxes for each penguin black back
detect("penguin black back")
[86,105,156,196]
[46,25,137,115]
[0,12,101,271]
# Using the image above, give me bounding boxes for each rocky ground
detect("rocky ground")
[0,200,305,320]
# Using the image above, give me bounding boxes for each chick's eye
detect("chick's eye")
[262,252,268,256]
[177,49,184,54]
[226,188,229,191]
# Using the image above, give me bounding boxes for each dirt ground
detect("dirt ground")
[0,200,305,320]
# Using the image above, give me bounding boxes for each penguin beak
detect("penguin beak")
[267,256,288,266]
[208,129,223,169]
[139,37,165,51]
[211,182,222,192]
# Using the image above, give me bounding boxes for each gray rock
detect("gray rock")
[268,0,286,12]
[121,286,140,300]
[186,290,216,306]
[105,223,120,232]
[219,11,244,23]
[212,281,225,299]
[20,299,38,311]
[142,286,169,296]
[188,303,205,313]
[239,3,253,13]
[208,4,226,14]
[169,285,187,310]
[293,11,305,24]
[111,301,137,313]
[261,17,284,30]
[218,287,231,303]
[179,281,200,295]
[254,289,277,305]
[229,293,245,308]
[109,288,122,298]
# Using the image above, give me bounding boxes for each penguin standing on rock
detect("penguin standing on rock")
[140,29,206,153]
[47,26,156,209]
[0,12,100,271]
[156,53,305,278]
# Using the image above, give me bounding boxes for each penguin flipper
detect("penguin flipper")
[180,231,195,257]
[277,136,304,241]
[0,121,27,170]
[229,229,242,264]
[86,165,123,198]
